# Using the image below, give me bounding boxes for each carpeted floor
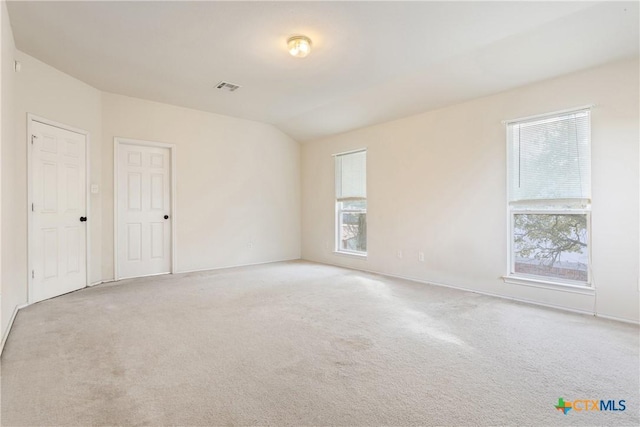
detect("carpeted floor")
[1,260,638,426]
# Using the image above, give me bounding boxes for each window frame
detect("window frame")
[504,107,593,289]
[334,149,367,257]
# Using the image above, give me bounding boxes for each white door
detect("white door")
[31,121,87,303]
[117,143,172,279]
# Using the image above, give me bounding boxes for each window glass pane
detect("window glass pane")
[513,213,588,282]
[340,212,367,253]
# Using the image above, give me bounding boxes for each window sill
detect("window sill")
[502,275,594,295]
[333,251,367,260]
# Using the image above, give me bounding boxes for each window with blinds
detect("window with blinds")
[335,150,367,255]
[509,110,590,205]
[506,109,591,285]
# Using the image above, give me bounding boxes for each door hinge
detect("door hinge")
[31,203,34,212]
[32,270,35,279]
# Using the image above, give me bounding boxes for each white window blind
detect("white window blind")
[335,150,366,201]
[508,110,590,203]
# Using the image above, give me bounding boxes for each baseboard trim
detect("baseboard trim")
[594,313,640,325]
[91,259,301,285]
[306,259,639,325]
[90,279,116,287]
[1,303,29,355]
[176,258,301,275]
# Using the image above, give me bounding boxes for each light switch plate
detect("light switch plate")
[91,184,99,194]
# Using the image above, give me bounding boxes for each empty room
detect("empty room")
[1,1,639,426]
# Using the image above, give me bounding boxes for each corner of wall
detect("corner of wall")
[1,0,19,342]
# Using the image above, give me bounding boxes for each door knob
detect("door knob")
[80,216,87,222]
[164,215,169,220]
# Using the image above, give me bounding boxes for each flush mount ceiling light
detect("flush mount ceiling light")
[287,35,312,58]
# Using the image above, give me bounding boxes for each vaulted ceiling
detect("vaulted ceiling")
[7,1,639,142]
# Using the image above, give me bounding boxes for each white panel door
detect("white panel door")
[31,121,87,302]
[118,144,171,279]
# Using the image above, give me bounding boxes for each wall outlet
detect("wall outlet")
[397,250,403,259]
[419,252,425,262]
[248,242,253,249]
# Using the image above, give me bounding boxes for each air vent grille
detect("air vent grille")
[216,81,241,92]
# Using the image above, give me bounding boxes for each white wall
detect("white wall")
[1,0,15,337]
[101,93,300,277]
[301,58,640,323]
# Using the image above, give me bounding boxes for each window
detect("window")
[335,150,367,255]
[507,109,591,285]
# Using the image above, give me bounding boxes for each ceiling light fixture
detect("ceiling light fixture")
[287,35,312,58]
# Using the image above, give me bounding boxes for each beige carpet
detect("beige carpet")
[1,260,638,426]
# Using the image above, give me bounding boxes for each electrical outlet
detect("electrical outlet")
[397,250,403,259]
[419,252,425,262]
[248,242,253,249]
